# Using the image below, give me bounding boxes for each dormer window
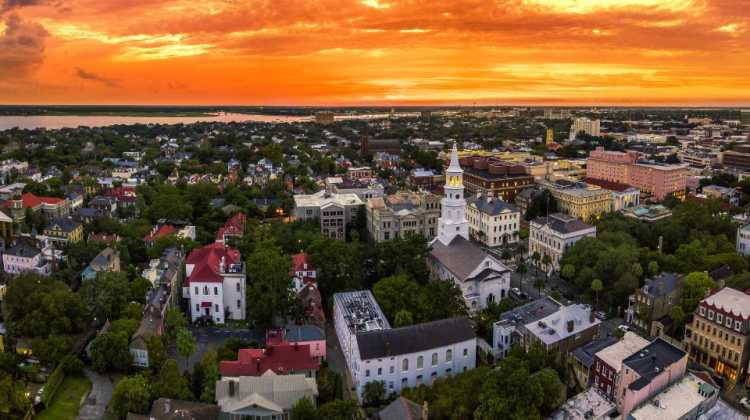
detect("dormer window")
[699,307,705,316]
[717,314,723,323]
[708,310,714,320]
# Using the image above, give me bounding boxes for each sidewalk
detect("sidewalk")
[77,368,113,420]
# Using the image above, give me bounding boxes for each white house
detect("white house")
[466,194,520,247]
[737,223,750,256]
[333,291,476,400]
[428,144,511,311]
[528,213,597,272]
[183,243,246,324]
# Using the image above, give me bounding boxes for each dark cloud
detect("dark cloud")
[0,13,48,78]
[75,67,118,87]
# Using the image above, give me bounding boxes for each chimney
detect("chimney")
[220,255,226,273]
[567,320,575,333]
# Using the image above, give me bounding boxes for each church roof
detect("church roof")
[430,236,506,281]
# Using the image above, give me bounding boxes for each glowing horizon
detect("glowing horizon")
[1,0,748,106]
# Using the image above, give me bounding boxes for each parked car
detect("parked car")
[595,311,607,320]
[618,324,631,333]
[740,397,750,411]
[511,287,522,296]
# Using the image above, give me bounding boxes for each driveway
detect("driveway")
[171,327,264,372]
[77,368,113,420]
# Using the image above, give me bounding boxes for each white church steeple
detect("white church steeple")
[437,143,469,245]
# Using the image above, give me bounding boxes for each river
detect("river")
[0,111,415,131]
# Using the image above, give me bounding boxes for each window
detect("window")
[194,286,199,295]
[390,366,394,374]
[432,353,438,366]
[237,300,241,309]
[378,368,382,375]
[195,304,199,312]
[236,282,240,292]
[204,286,209,295]
[365,370,370,377]
[214,286,219,295]
[417,356,424,369]
[463,348,468,357]
[402,359,409,371]
[214,304,219,312]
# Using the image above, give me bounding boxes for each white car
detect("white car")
[740,397,750,411]
[511,287,522,296]
[617,324,631,333]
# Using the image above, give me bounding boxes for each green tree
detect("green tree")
[245,239,293,328]
[153,359,192,400]
[111,375,151,419]
[394,309,414,327]
[317,399,363,420]
[362,380,386,406]
[541,254,552,276]
[79,272,130,322]
[0,373,31,417]
[290,397,317,420]
[591,279,603,307]
[90,331,132,373]
[31,334,72,366]
[129,276,153,304]
[165,308,188,342]
[372,274,420,322]
[631,262,644,278]
[198,351,220,403]
[682,272,716,313]
[516,260,528,288]
[176,327,196,370]
[145,335,167,374]
[561,264,575,281]
[648,261,660,276]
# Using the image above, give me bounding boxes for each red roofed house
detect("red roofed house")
[219,341,320,378]
[143,223,196,247]
[216,212,246,244]
[290,253,325,328]
[104,186,138,207]
[4,192,68,222]
[183,243,246,324]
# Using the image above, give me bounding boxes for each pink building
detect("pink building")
[2,242,52,276]
[616,338,687,418]
[587,147,687,201]
[266,325,326,360]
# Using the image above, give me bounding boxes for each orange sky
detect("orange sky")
[0,0,749,106]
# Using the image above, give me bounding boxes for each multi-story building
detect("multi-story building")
[183,243,245,324]
[529,213,596,272]
[737,223,750,256]
[584,178,640,211]
[541,180,613,221]
[684,287,750,384]
[333,290,476,400]
[543,109,571,120]
[626,273,684,336]
[314,111,335,125]
[216,372,318,419]
[492,296,561,359]
[622,204,673,223]
[570,336,618,390]
[616,338,687,418]
[628,372,719,420]
[43,217,84,246]
[408,168,443,192]
[569,117,601,140]
[587,147,688,201]
[2,241,52,276]
[721,145,750,170]
[428,145,511,311]
[591,332,650,401]
[347,166,373,179]
[366,191,441,242]
[521,304,601,359]
[703,184,740,206]
[81,247,121,281]
[466,194,520,247]
[327,177,384,202]
[455,155,535,202]
[219,341,320,378]
[293,191,363,241]
[514,187,542,217]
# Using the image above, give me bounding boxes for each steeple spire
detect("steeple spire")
[448,142,461,172]
[436,142,469,245]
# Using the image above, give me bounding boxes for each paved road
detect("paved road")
[325,323,356,401]
[77,368,113,420]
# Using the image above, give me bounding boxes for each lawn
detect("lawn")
[35,375,92,420]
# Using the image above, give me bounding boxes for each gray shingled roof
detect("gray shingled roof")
[531,213,594,234]
[466,194,518,215]
[356,317,475,360]
[430,236,507,281]
[623,338,686,391]
[643,273,681,298]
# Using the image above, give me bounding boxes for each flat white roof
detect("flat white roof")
[702,287,750,320]
[629,373,717,420]
[594,332,650,373]
[525,304,600,345]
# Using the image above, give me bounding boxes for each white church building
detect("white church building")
[428,144,511,311]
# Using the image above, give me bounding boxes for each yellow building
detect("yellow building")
[44,217,84,245]
[546,127,554,145]
[543,181,612,221]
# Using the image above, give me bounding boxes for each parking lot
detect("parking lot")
[171,327,264,371]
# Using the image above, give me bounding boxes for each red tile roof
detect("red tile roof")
[219,342,320,377]
[290,252,313,274]
[216,212,246,241]
[186,243,241,284]
[143,224,177,242]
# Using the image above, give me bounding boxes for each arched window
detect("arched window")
[431,353,438,366]
[417,356,424,369]
[446,349,452,362]
[402,359,409,371]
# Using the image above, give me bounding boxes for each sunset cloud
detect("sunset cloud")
[0,0,747,105]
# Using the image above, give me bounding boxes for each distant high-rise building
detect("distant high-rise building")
[741,109,750,124]
[314,111,335,125]
[543,109,571,120]
[546,127,554,145]
[569,117,601,140]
